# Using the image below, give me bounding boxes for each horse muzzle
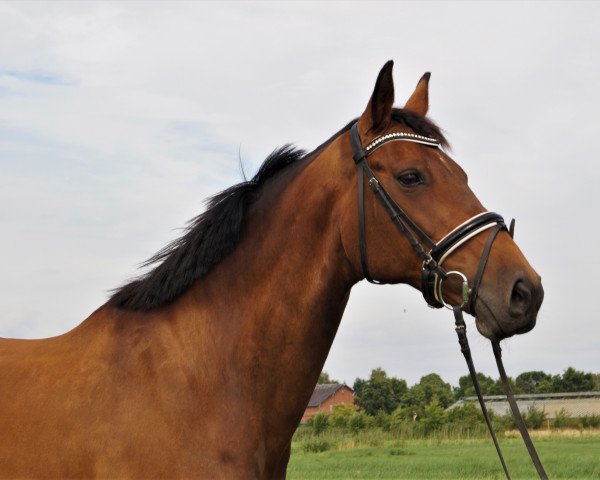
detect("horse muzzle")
[474,273,544,340]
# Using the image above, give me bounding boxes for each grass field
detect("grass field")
[287,434,600,479]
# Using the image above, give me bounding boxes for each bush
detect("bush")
[374,411,391,430]
[421,398,448,433]
[553,408,570,428]
[389,406,409,433]
[421,398,448,434]
[311,412,329,435]
[497,410,517,431]
[348,412,368,433]
[447,402,484,428]
[581,414,600,428]
[524,405,547,429]
[301,438,331,453]
[330,404,356,428]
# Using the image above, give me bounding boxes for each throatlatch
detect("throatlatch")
[349,122,547,480]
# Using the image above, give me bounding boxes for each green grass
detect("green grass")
[288,436,600,479]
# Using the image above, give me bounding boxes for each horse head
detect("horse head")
[338,61,543,341]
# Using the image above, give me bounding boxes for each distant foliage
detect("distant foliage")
[553,408,570,428]
[454,373,503,399]
[388,407,410,433]
[402,373,454,411]
[353,368,407,415]
[373,411,392,430]
[301,438,331,453]
[453,367,596,399]
[447,402,484,429]
[305,366,600,439]
[554,368,594,392]
[420,398,448,434]
[581,414,600,428]
[318,371,339,384]
[348,412,368,433]
[515,371,552,394]
[497,410,518,431]
[524,405,547,429]
[592,374,600,392]
[311,412,329,435]
[329,404,356,428]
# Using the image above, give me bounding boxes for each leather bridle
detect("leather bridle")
[350,122,505,310]
[349,122,548,480]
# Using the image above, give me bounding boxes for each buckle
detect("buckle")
[437,270,471,310]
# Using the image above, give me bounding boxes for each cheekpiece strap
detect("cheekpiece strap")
[350,123,367,164]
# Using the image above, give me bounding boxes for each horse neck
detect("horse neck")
[183,136,357,433]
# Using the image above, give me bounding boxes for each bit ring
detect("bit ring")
[438,271,470,310]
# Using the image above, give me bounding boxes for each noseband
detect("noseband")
[349,122,547,480]
[349,122,505,311]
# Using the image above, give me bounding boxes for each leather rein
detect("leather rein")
[349,122,548,480]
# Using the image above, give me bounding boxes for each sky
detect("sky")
[1,1,599,388]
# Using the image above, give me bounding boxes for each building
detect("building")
[301,384,354,423]
[448,391,600,419]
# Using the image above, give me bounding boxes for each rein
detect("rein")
[349,122,548,480]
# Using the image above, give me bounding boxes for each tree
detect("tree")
[402,373,454,410]
[556,367,593,392]
[420,398,448,433]
[493,376,519,395]
[353,377,365,399]
[535,367,593,393]
[318,371,339,384]
[515,371,552,394]
[454,373,502,399]
[353,368,408,415]
[535,375,560,393]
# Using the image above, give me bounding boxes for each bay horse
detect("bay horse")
[0,61,543,478]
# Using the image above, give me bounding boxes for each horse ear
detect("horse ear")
[358,60,395,135]
[404,72,430,116]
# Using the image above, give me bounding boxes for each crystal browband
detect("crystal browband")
[364,131,441,154]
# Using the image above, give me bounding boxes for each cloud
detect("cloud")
[1,2,599,387]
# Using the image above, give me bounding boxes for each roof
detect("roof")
[307,384,352,408]
[448,391,600,418]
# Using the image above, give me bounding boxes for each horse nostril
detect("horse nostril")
[509,279,532,317]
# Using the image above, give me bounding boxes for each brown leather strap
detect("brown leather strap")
[467,224,503,314]
[356,160,380,284]
[454,307,511,480]
[453,220,547,479]
[493,341,548,480]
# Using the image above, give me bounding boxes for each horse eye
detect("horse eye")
[397,171,423,187]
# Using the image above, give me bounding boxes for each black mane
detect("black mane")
[110,108,447,310]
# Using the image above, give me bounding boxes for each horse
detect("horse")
[0,61,543,479]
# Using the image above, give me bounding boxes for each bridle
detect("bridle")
[349,122,548,480]
[350,123,505,311]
